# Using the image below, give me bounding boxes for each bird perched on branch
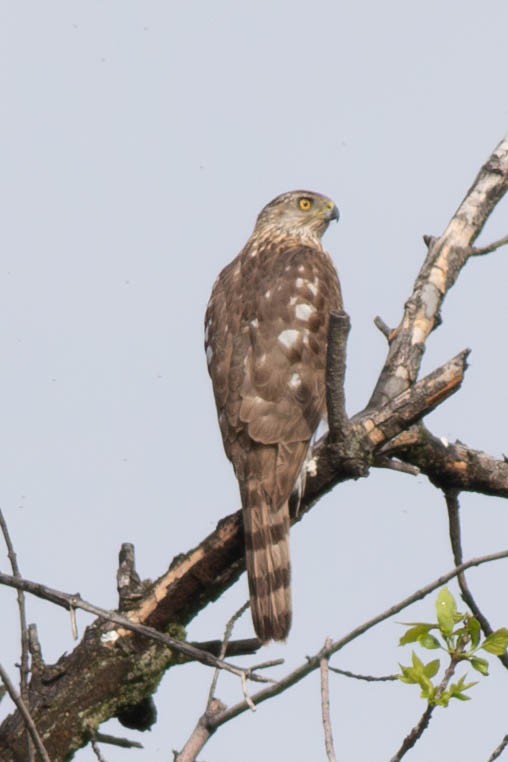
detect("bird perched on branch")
[205,190,342,642]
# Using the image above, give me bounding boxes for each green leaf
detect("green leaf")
[435,587,458,637]
[449,676,477,700]
[470,656,489,676]
[423,659,440,679]
[418,633,441,650]
[482,629,508,656]
[399,623,436,646]
[451,691,472,702]
[466,617,481,649]
[398,663,417,684]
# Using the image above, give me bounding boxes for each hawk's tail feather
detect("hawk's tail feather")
[243,496,291,643]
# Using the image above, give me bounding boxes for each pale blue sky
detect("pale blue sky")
[1,2,507,760]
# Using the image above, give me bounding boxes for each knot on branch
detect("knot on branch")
[325,437,371,480]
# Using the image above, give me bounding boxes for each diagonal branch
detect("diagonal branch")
[368,133,508,409]
[0,664,50,762]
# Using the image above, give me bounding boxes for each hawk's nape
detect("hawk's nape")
[205,190,342,643]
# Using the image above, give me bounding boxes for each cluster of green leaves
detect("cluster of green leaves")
[398,587,508,707]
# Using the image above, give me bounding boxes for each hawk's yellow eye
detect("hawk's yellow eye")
[298,197,313,211]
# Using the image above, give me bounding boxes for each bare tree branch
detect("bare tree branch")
[328,666,397,682]
[487,733,508,761]
[0,664,50,762]
[471,232,508,257]
[320,638,337,762]
[0,571,267,683]
[368,133,508,409]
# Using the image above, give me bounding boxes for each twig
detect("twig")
[0,571,270,684]
[320,638,337,762]
[207,601,249,707]
[246,658,284,673]
[69,604,78,640]
[0,509,33,761]
[0,662,50,762]
[487,733,508,761]
[190,637,259,659]
[374,456,420,476]
[93,731,143,750]
[444,489,508,670]
[374,315,393,340]
[471,233,508,256]
[328,666,397,682]
[241,671,256,712]
[91,739,108,762]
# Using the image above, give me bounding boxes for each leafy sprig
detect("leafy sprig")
[398,587,508,706]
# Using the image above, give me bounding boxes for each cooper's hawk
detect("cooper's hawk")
[205,190,342,642]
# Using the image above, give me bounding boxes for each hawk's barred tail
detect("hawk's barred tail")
[243,494,291,643]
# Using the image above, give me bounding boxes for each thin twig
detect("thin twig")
[91,739,108,762]
[374,315,393,340]
[0,662,50,762]
[444,489,508,670]
[69,604,78,640]
[247,658,284,673]
[207,601,249,707]
[93,731,143,750]
[374,456,420,476]
[487,733,508,761]
[471,233,508,256]
[320,638,337,762]
[329,666,397,682]
[0,572,270,684]
[0,509,33,761]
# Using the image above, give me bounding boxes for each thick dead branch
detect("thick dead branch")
[382,425,508,497]
[368,134,508,409]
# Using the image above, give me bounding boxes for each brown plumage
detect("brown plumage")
[205,190,342,642]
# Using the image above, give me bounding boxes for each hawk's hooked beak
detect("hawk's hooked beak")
[325,202,340,223]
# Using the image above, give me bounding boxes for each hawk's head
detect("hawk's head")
[254,190,339,242]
